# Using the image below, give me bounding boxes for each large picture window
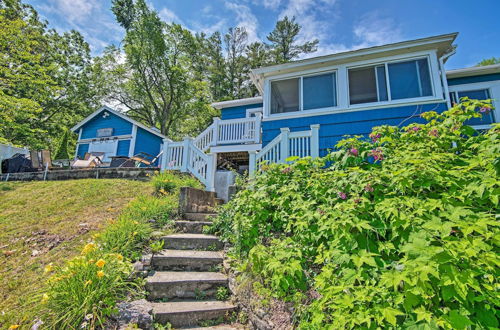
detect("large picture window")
[348,57,433,105]
[270,72,337,114]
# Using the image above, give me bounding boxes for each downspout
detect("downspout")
[440,46,457,108]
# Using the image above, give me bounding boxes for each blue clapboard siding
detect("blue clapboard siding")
[133,127,163,165]
[80,111,133,139]
[116,140,131,156]
[262,102,448,156]
[447,73,500,86]
[77,143,89,158]
[220,103,263,120]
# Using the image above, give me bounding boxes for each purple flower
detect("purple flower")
[364,184,374,192]
[281,167,292,174]
[338,192,347,200]
[370,148,384,161]
[479,106,491,114]
[369,133,381,142]
[411,126,421,132]
[350,148,359,156]
[429,129,439,137]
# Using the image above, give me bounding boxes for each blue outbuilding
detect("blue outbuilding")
[71,106,166,165]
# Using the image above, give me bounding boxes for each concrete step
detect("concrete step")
[162,233,223,250]
[184,212,218,222]
[152,300,236,328]
[152,250,223,271]
[146,271,228,300]
[175,220,212,234]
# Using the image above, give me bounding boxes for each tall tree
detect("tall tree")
[267,16,318,63]
[477,57,500,66]
[224,27,249,99]
[108,0,216,138]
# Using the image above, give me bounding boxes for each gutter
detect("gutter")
[440,46,457,108]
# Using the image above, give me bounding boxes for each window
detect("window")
[271,78,299,114]
[270,72,337,114]
[349,57,433,105]
[449,89,495,126]
[388,58,432,100]
[303,73,337,110]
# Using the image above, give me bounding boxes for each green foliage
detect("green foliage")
[211,99,500,329]
[476,56,500,66]
[53,129,71,160]
[215,286,230,301]
[150,240,165,254]
[151,170,201,196]
[44,247,136,328]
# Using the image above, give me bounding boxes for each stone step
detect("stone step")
[184,212,218,222]
[175,220,212,234]
[162,233,223,250]
[152,301,236,328]
[152,250,223,271]
[146,271,228,300]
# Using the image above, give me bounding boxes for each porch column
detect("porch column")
[310,124,320,158]
[279,127,290,163]
[206,152,217,192]
[248,150,257,178]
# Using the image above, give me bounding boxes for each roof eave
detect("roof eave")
[446,63,500,79]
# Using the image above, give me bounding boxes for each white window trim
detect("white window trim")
[263,50,445,120]
[448,80,500,129]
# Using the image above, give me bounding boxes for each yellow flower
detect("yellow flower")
[44,263,53,273]
[92,233,101,239]
[9,325,19,329]
[41,293,49,304]
[133,221,139,225]
[84,280,92,287]
[97,271,105,278]
[82,243,96,255]
[95,259,106,268]
[132,231,138,236]
[116,254,123,261]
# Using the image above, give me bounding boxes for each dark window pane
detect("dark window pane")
[458,89,495,125]
[271,78,299,114]
[349,67,378,104]
[388,58,432,100]
[303,73,336,110]
[376,65,388,101]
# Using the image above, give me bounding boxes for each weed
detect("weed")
[215,286,229,301]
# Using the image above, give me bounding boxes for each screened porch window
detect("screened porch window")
[271,78,299,114]
[449,89,495,126]
[348,57,433,105]
[303,72,337,110]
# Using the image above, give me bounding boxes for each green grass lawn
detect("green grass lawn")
[0,179,151,327]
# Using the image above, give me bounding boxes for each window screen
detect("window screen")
[457,89,495,126]
[303,73,337,110]
[388,58,432,100]
[271,78,299,114]
[349,67,378,105]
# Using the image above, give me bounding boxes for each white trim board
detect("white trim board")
[71,106,166,139]
[210,144,262,153]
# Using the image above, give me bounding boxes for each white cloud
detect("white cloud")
[353,12,403,48]
[254,0,282,10]
[225,2,261,43]
[159,7,184,25]
[46,0,100,23]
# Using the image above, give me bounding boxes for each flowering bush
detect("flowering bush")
[44,244,135,328]
[211,99,499,329]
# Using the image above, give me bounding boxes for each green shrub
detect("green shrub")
[44,244,137,328]
[122,194,178,227]
[212,99,500,329]
[53,129,71,160]
[150,170,201,196]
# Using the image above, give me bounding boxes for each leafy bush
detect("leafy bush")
[211,99,500,329]
[44,244,136,328]
[151,170,201,196]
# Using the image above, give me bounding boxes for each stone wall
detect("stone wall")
[0,167,156,182]
[178,186,223,215]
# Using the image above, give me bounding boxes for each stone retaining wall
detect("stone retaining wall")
[0,167,156,182]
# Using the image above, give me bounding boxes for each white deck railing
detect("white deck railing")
[250,124,319,174]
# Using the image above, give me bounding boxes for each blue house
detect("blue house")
[147,33,500,192]
[71,107,166,165]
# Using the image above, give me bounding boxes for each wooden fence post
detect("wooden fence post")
[181,137,192,172]
[279,127,290,163]
[161,138,170,171]
[310,124,320,158]
[248,150,257,178]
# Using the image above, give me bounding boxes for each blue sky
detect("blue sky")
[27,0,500,69]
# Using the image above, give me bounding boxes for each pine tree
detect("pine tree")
[54,130,70,160]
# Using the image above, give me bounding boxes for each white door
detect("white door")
[88,139,118,162]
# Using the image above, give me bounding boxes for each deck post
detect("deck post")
[248,150,257,178]
[279,127,290,163]
[310,124,320,158]
[254,114,262,144]
[206,152,217,192]
[181,137,191,172]
[212,117,221,146]
[161,138,170,171]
